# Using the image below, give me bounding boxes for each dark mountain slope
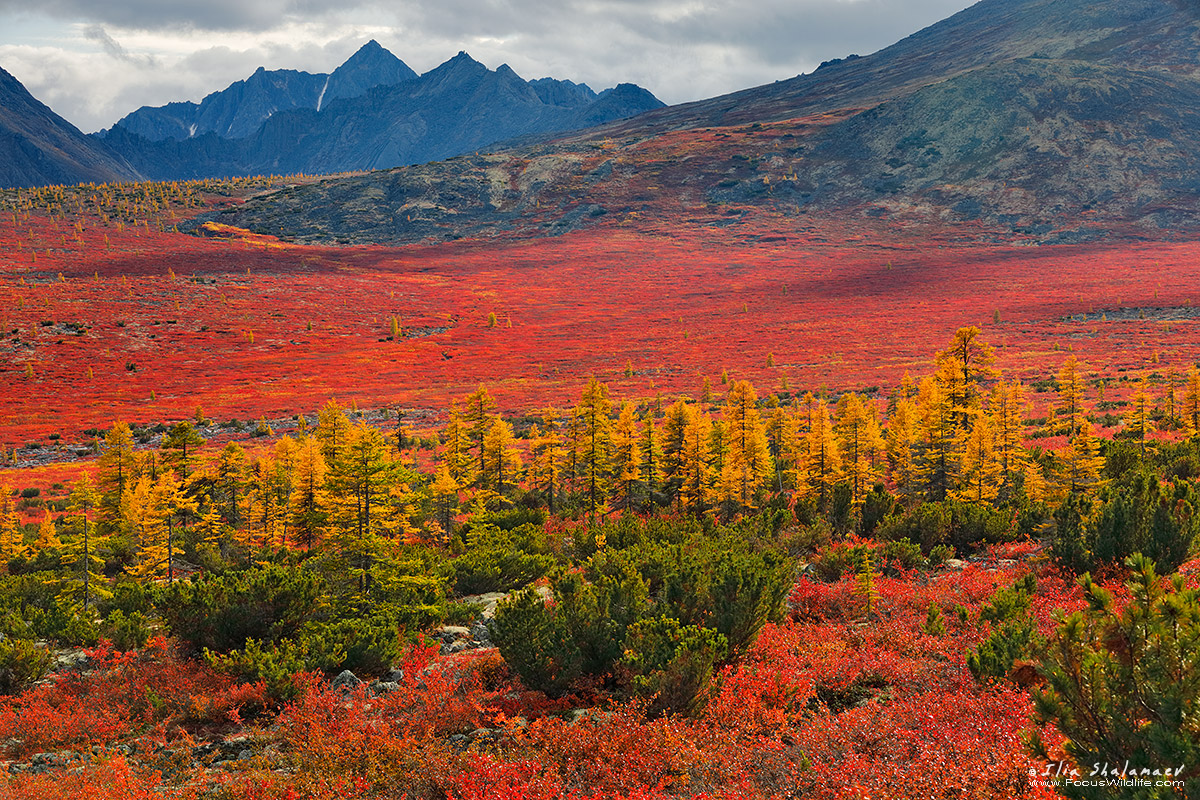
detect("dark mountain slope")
[573,0,1199,139]
[214,0,1200,244]
[0,66,140,189]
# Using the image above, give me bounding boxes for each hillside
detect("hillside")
[214,0,1200,244]
[0,67,141,189]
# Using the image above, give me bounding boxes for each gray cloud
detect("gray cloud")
[0,0,975,131]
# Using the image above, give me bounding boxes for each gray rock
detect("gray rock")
[470,621,491,642]
[52,650,89,673]
[438,625,470,642]
[330,669,362,692]
[368,680,399,697]
[944,558,967,570]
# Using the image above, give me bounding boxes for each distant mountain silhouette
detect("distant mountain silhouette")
[112,40,417,142]
[0,66,140,189]
[94,46,664,180]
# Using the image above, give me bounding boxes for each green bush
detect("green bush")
[493,521,790,705]
[928,544,955,567]
[879,538,925,573]
[966,573,1039,683]
[0,638,51,693]
[492,588,580,696]
[1030,555,1200,796]
[1053,469,1200,574]
[452,523,556,595]
[621,617,726,716]
[205,638,308,701]
[158,565,325,655]
[104,610,151,651]
[27,600,99,647]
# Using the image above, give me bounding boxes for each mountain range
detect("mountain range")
[0,42,664,187]
[6,0,1200,244]
[211,0,1200,244]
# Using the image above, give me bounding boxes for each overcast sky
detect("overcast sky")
[0,0,975,133]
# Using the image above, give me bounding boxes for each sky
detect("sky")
[0,0,976,133]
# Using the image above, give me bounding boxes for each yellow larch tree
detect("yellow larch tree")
[934,326,997,425]
[288,436,328,552]
[836,393,885,504]
[66,473,106,608]
[660,399,691,509]
[1182,365,1200,436]
[886,395,919,503]
[429,461,459,540]
[1053,423,1107,499]
[1054,356,1088,436]
[679,407,714,515]
[610,403,643,511]
[956,414,1002,504]
[639,406,663,505]
[97,421,137,529]
[527,415,565,512]
[35,510,62,551]
[797,395,841,508]
[913,376,959,501]
[1124,378,1155,456]
[575,377,613,520]
[481,417,522,497]
[719,380,774,511]
[441,402,476,488]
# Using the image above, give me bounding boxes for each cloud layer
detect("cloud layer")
[0,0,974,132]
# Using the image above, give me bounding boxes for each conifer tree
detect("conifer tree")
[0,485,21,561]
[1054,423,1107,499]
[441,402,476,488]
[325,423,404,591]
[429,461,459,539]
[158,471,198,582]
[989,380,1030,490]
[575,377,613,520]
[244,457,284,562]
[956,414,1001,504]
[935,326,997,424]
[125,474,165,580]
[639,407,663,507]
[316,399,353,462]
[660,399,691,509]
[214,443,248,533]
[66,473,104,608]
[288,436,327,552]
[1183,365,1200,436]
[610,403,643,511]
[161,421,205,478]
[1124,378,1154,456]
[98,421,137,528]
[482,417,522,496]
[914,376,959,501]
[886,395,919,502]
[463,386,498,485]
[527,415,564,512]
[1031,555,1200,796]
[680,408,714,514]
[836,393,885,503]
[798,395,841,508]
[35,511,61,551]
[720,380,773,511]
[1055,357,1088,437]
